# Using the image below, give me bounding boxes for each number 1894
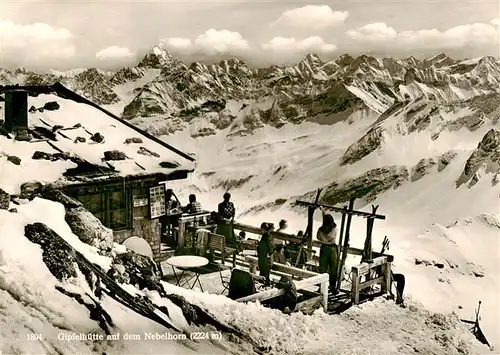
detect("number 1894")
[27,333,43,341]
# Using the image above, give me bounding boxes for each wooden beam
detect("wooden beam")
[359,275,384,291]
[178,212,212,224]
[244,256,318,279]
[233,222,304,243]
[295,200,386,220]
[352,256,387,276]
[296,295,322,314]
[233,222,394,262]
[236,273,329,304]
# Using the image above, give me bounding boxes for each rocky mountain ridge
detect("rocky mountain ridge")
[2,46,499,193]
[2,47,500,123]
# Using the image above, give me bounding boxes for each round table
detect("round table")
[166,256,209,291]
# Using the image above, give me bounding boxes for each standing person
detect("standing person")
[161,189,180,246]
[316,208,339,294]
[216,192,236,245]
[273,219,287,264]
[258,223,275,286]
[277,219,288,234]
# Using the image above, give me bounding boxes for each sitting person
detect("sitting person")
[184,194,206,229]
[237,231,246,241]
[184,194,202,214]
[258,223,275,286]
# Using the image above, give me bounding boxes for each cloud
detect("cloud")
[261,36,337,54]
[95,46,135,60]
[164,37,192,50]
[273,5,348,30]
[346,21,500,50]
[163,29,249,56]
[0,20,75,61]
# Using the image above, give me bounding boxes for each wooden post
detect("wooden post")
[336,198,355,293]
[178,219,186,249]
[351,268,360,304]
[334,205,347,291]
[305,188,323,261]
[320,279,329,312]
[306,206,314,260]
[362,205,379,264]
[381,261,392,294]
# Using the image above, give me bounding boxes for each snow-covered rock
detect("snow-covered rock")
[457,129,500,187]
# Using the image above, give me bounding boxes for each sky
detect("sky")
[0,0,499,71]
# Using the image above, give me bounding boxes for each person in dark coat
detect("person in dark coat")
[160,189,181,245]
[258,223,275,286]
[216,192,236,245]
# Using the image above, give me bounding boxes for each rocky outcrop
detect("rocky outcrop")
[24,222,78,281]
[20,181,43,200]
[40,188,113,249]
[456,129,500,187]
[444,111,485,132]
[103,150,127,161]
[43,101,60,111]
[320,166,409,205]
[411,158,437,182]
[438,150,458,172]
[65,206,114,250]
[112,252,164,294]
[340,126,384,166]
[409,151,458,182]
[0,189,10,209]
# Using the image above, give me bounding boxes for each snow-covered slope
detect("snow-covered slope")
[163,98,500,349]
[1,49,500,353]
[0,197,492,355]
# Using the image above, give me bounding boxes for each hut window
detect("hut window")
[74,190,130,230]
[108,190,127,229]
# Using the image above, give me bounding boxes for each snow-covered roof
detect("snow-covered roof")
[0,84,195,194]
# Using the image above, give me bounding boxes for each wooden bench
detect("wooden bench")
[239,255,329,312]
[350,256,391,304]
[207,233,239,268]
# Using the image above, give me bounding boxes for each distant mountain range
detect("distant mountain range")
[2,45,499,189]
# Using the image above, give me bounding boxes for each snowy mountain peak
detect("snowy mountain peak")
[137,44,176,69]
[303,53,323,66]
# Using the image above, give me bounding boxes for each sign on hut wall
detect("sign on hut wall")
[133,197,149,207]
[149,185,166,219]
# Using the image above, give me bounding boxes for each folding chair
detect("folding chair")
[207,233,238,294]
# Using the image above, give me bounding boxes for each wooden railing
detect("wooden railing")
[350,256,391,304]
[238,256,329,312]
[232,222,394,262]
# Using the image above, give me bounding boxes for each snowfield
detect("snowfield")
[0,197,492,354]
[1,49,500,354]
[164,115,500,351]
[0,194,495,354]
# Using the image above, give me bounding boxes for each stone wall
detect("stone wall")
[114,218,162,261]
[114,185,162,261]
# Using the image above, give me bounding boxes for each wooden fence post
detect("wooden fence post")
[334,205,347,290]
[178,219,186,249]
[381,261,392,294]
[351,268,360,304]
[336,198,355,293]
[320,278,329,312]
